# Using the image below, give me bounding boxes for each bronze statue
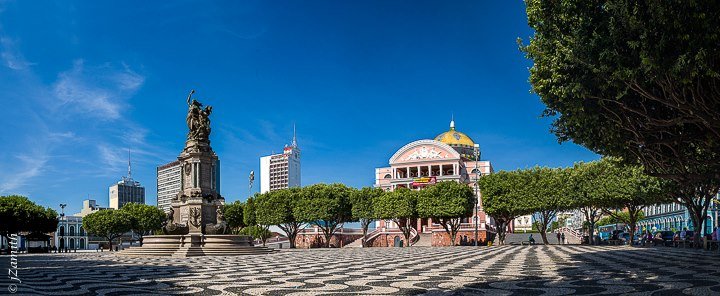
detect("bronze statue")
[185,90,213,143]
[205,206,228,235]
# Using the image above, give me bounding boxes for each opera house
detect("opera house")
[371,119,497,246]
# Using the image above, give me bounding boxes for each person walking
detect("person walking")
[556,232,561,244]
[561,233,566,244]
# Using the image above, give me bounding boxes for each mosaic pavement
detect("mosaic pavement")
[2,245,720,295]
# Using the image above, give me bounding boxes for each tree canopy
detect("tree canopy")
[120,203,165,244]
[0,195,58,243]
[375,187,418,247]
[294,183,353,248]
[82,210,132,251]
[523,0,720,246]
[478,170,532,245]
[350,186,383,247]
[255,188,304,248]
[223,200,245,234]
[417,181,474,246]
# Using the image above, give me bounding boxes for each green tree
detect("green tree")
[417,181,474,246]
[477,170,532,245]
[0,195,58,248]
[523,0,720,247]
[119,203,165,245]
[239,225,272,243]
[350,187,382,248]
[374,188,418,247]
[243,195,257,227]
[294,184,353,248]
[567,161,613,245]
[223,200,245,234]
[82,210,132,251]
[242,194,271,246]
[526,167,570,245]
[597,159,669,245]
[255,188,305,248]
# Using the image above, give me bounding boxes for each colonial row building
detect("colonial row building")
[637,198,720,234]
[370,120,496,246]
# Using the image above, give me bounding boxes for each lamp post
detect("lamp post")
[473,143,481,246]
[59,204,66,253]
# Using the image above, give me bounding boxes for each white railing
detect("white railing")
[409,227,420,246]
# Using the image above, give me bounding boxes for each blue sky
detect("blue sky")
[0,1,598,214]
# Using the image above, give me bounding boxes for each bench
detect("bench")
[704,240,719,251]
[608,239,623,245]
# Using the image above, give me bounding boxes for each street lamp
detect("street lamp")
[59,204,66,253]
[473,143,481,246]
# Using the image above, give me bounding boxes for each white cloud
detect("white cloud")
[97,144,127,174]
[52,59,144,120]
[0,151,49,194]
[0,37,35,70]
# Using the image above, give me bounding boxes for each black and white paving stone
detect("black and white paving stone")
[2,245,720,295]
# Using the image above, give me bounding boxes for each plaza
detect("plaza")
[3,245,720,295]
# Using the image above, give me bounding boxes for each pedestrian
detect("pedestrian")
[556,232,561,244]
[529,234,535,245]
[680,227,688,240]
[561,233,566,244]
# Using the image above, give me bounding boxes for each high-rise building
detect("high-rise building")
[260,126,301,193]
[157,160,182,213]
[109,151,145,209]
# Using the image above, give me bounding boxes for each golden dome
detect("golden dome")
[434,120,475,147]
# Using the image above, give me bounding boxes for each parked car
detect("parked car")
[654,231,675,246]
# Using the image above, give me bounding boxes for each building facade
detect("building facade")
[637,197,720,234]
[109,176,145,209]
[55,216,91,250]
[260,130,300,193]
[157,160,182,213]
[371,120,494,246]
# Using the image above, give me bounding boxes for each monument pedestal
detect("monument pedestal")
[119,234,273,257]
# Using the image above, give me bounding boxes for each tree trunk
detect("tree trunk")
[539,231,549,245]
[496,220,507,245]
[361,219,370,248]
[689,207,704,248]
[588,222,596,245]
[629,221,637,246]
[107,237,113,252]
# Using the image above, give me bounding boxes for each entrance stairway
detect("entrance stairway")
[412,233,432,246]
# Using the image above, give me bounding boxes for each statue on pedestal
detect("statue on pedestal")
[186,90,213,144]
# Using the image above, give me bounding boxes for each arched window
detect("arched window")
[69,238,75,249]
[69,226,75,236]
[59,226,65,236]
[79,227,85,236]
[384,174,392,179]
[79,238,85,249]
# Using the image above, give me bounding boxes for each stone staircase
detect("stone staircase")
[412,233,432,247]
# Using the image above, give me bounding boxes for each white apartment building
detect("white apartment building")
[260,129,300,193]
[157,160,182,213]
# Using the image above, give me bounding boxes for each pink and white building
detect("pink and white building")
[369,119,497,247]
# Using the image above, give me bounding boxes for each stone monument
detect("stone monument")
[162,90,224,235]
[119,90,271,257]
